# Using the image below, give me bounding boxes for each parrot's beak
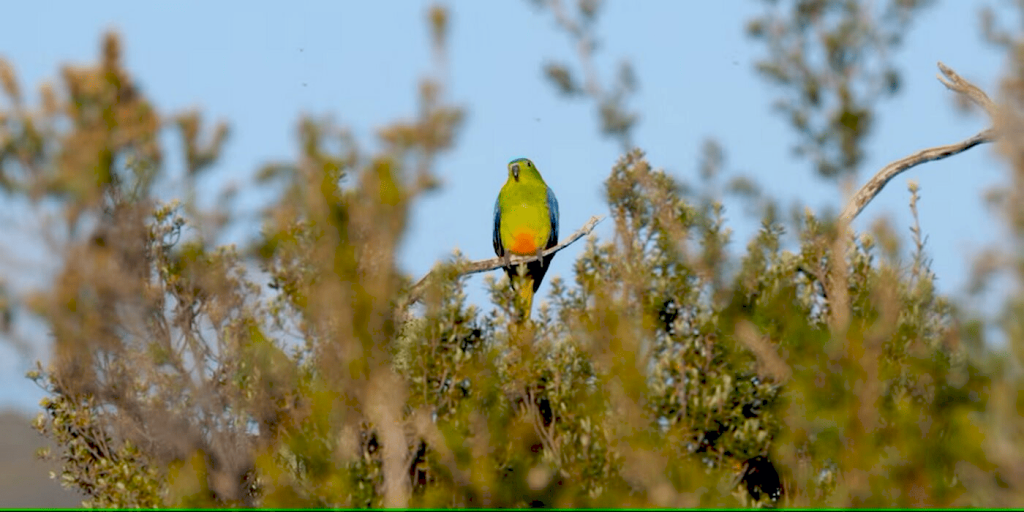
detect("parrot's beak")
[511,163,520,181]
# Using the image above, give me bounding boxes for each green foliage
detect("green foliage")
[1,2,1022,509]
[748,0,934,180]
[29,376,163,508]
[536,0,638,151]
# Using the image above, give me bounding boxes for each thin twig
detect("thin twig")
[400,215,604,309]
[735,320,791,383]
[840,62,998,224]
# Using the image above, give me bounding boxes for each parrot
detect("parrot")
[493,157,559,319]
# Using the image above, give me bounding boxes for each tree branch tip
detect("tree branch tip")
[935,62,965,90]
[934,62,996,117]
[936,61,954,78]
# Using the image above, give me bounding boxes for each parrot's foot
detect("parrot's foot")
[536,248,545,268]
[503,252,511,270]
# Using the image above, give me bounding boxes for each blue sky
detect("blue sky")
[0,1,1011,412]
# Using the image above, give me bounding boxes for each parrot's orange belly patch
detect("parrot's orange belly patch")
[509,230,540,255]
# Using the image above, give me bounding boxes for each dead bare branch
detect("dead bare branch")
[840,62,998,224]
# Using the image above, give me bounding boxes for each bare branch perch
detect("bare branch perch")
[840,62,998,223]
[400,215,604,309]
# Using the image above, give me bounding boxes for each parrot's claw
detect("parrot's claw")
[536,248,545,268]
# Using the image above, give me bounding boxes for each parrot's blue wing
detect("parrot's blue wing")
[492,195,504,257]
[546,186,559,249]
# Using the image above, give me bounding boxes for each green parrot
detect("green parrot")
[493,157,560,318]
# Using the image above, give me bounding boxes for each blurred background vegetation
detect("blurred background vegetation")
[1,0,1023,507]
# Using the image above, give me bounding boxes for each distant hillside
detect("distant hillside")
[0,408,84,507]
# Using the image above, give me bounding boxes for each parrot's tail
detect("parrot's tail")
[514,278,535,321]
